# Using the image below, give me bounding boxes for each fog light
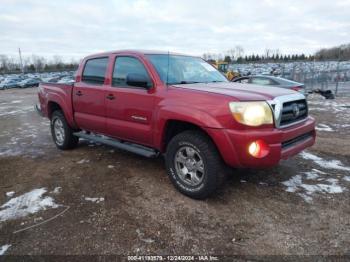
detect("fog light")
[248,142,259,156]
[248,140,269,158]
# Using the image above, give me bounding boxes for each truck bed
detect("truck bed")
[37,82,76,127]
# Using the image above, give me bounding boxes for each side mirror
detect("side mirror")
[126,73,152,89]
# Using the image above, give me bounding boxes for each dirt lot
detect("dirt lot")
[0,88,349,257]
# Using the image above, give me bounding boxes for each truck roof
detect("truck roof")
[85,49,195,59]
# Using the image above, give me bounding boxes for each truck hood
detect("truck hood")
[172,82,297,101]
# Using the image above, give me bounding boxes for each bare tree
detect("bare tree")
[217,53,224,62]
[0,55,9,72]
[315,43,350,60]
[265,48,272,60]
[227,49,236,61]
[32,55,46,72]
[235,45,244,59]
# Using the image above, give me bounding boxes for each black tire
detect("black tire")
[50,110,79,150]
[165,130,226,199]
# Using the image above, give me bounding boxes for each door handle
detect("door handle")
[76,91,83,96]
[106,94,115,100]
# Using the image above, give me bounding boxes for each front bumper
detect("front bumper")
[205,116,316,168]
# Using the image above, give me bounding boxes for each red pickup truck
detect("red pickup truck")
[37,50,316,199]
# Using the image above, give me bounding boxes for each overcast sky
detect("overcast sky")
[1,0,350,60]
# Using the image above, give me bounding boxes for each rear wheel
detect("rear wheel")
[50,110,79,150]
[165,130,226,199]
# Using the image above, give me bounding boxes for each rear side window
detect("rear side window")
[112,57,150,87]
[82,57,108,85]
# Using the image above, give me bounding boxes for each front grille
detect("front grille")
[280,99,308,127]
[282,131,313,149]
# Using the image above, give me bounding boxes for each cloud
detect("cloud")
[0,0,349,60]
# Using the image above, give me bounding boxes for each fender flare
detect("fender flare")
[154,105,223,151]
[47,93,77,129]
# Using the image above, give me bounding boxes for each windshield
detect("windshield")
[146,54,228,85]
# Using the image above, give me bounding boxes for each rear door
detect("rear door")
[73,57,109,134]
[104,55,155,146]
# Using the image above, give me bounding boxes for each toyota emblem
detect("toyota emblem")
[292,103,300,118]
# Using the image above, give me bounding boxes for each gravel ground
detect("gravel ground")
[0,88,349,257]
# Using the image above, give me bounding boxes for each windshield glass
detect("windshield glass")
[146,54,228,85]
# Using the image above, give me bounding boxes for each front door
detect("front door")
[105,56,155,146]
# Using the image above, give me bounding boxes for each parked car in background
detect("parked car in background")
[57,77,74,84]
[0,79,20,89]
[232,75,307,96]
[0,71,76,90]
[18,78,41,88]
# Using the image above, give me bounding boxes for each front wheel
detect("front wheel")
[50,110,79,150]
[165,130,226,199]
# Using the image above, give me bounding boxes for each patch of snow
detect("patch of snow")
[316,124,333,132]
[0,100,22,105]
[343,176,350,182]
[107,165,114,169]
[0,148,22,157]
[313,169,326,174]
[77,159,90,164]
[136,229,155,244]
[282,173,344,202]
[305,169,326,180]
[0,188,59,222]
[300,180,343,194]
[282,175,301,193]
[0,244,11,256]
[317,182,343,194]
[297,193,313,203]
[84,197,104,203]
[334,124,350,129]
[300,151,350,172]
[5,192,15,198]
[305,171,319,180]
[0,106,33,117]
[52,187,62,194]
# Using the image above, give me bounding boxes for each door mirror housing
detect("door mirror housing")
[126,73,152,89]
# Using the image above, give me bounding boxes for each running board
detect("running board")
[73,132,158,158]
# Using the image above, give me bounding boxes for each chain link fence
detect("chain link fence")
[230,61,350,96]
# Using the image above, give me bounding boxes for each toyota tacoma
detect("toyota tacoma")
[37,50,316,199]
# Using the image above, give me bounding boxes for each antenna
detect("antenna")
[166,50,170,85]
[18,47,24,74]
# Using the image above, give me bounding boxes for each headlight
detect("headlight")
[229,101,273,126]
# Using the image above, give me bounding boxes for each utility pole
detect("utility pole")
[18,47,24,74]
[334,47,343,97]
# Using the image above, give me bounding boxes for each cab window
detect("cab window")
[82,57,108,85]
[112,57,151,87]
